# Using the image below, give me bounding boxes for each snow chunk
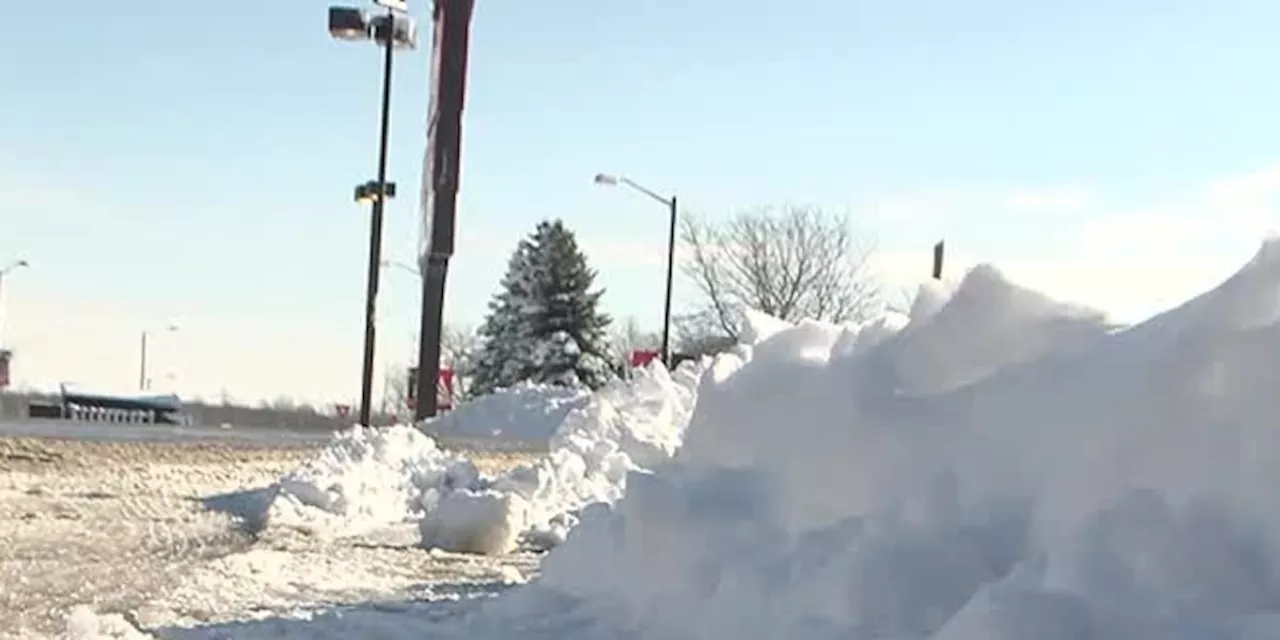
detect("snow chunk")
[65,606,153,640]
[420,490,529,555]
[266,425,480,536]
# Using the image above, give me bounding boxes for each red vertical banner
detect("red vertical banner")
[417,3,446,268]
[417,0,473,270]
[437,367,455,411]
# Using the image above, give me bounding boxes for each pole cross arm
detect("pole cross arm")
[594,173,672,207]
[620,177,673,207]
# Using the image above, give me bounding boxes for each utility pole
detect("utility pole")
[414,0,476,421]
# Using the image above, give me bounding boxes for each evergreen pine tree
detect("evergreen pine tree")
[470,219,617,395]
[470,240,534,396]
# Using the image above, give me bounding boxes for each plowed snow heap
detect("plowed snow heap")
[468,240,1280,640]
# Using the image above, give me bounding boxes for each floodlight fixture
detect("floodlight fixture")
[1,259,28,275]
[354,180,397,204]
[328,6,372,41]
[372,13,419,50]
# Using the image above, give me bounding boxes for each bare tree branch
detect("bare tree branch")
[440,324,479,400]
[610,316,660,361]
[678,204,881,340]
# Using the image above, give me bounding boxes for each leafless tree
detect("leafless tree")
[672,311,738,358]
[378,324,480,416]
[609,316,660,361]
[381,364,411,417]
[680,204,881,340]
[441,324,479,400]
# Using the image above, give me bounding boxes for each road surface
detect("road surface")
[0,420,333,447]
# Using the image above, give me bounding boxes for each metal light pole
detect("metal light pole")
[329,2,418,427]
[139,324,178,391]
[594,173,678,365]
[0,259,29,347]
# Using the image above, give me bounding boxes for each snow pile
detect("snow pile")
[267,424,482,536]
[424,381,591,443]
[480,360,707,549]
[468,240,1280,639]
[260,359,707,554]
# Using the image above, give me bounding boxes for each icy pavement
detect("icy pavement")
[0,439,297,637]
[0,438,536,640]
[0,420,333,447]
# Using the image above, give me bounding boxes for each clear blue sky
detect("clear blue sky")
[3,0,1280,405]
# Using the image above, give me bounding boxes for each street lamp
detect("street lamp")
[0,259,29,348]
[329,0,418,428]
[139,324,178,392]
[594,173,678,365]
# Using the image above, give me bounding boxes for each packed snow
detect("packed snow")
[66,239,1280,639]
[424,381,591,444]
[264,358,705,554]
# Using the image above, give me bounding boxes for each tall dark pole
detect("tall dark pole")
[138,332,148,391]
[661,196,677,364]
[414,0,475,422]
[358,9,397,428]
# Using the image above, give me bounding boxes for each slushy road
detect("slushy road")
[0,419,333,447]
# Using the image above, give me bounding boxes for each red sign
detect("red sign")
[406,367,455,412]
[438,367,455,411]
[629,350,660,368]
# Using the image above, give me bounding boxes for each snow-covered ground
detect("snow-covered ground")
[257,361,704,555]
[46,239,1280,639]
[35,360,704,638]
[1,437,537,640]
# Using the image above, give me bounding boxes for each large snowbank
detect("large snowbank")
[423,382,591,444]
[262,359,706,554]
[466,240,1280,639]
[67,240,1280,639]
